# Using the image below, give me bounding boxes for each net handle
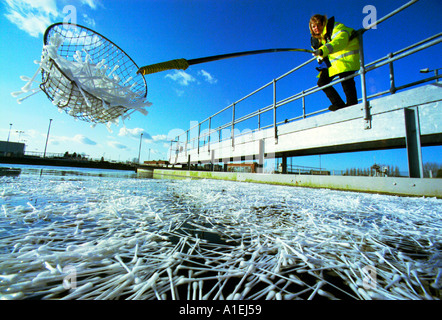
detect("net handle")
[137,48,313,75]
[137,59,190,75]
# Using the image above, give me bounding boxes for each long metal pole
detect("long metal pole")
[138,48,313,75]
[138,133,143,164]
[7,124,12,142]
[43,119,52,158]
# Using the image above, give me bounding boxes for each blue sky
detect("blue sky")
[0,0,440,173]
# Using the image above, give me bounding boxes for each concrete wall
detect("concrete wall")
[145,168,442,198]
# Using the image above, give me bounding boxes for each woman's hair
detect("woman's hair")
[309,14,327,39]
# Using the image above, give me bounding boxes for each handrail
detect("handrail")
[170,1,441,163]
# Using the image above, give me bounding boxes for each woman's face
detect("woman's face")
[311,22,324,35]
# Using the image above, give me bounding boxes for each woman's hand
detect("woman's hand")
[313,49,323,57]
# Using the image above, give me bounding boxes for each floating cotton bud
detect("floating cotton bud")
[96,59,106,69]
[318,289,337,299]
[21,82,33,93]
[11,91,24,97]
[385,274,402,289]
[0,274,19,283]
[74,50,82,62]
[265,290,276,300]
[0,292,25,300]
[20,76,33,82]
[108,65,119,77]
[17,89,41,104]
[123,76,133,85]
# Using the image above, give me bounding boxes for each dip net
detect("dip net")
[14,23,150,125]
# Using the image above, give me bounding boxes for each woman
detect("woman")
[309,14,360,111]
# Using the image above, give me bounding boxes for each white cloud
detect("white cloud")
[141,134,169,144]
[108,141,128,150]
[73,134,97,145]
[152,134,168,143]
[118,127,146,138]
[48,133,96,146]
[118,127,154,142]
[3,0,100,38]
[81,0,99,10]
[165,70,196,86]
[12,0,58,16]
[199,70,217,84]
[4,0,58,37]
[174,89,185,97]
[82,13,96,27]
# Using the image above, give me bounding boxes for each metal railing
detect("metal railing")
[169,1,441,163]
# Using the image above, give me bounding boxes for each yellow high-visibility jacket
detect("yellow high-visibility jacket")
[316,19,360,77]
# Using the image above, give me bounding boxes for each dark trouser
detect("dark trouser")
[318,70,358,110]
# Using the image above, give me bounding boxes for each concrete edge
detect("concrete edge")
[138,168,442,198]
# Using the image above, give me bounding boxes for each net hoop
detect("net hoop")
[41,23,148,124]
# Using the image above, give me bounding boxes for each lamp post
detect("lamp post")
[137,133,143,164]
[43,119,53,158]
[16,130,24,142]
[7,124,12,142]
[420,68,441,83]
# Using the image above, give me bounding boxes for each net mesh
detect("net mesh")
[40,23,149,124]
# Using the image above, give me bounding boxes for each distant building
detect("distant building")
[371,164,388,177]
[143,160,169,167]
[226,163,258,173]
[0,141,25,157]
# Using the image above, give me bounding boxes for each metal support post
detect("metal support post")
[281,154,287,174]
[231,103,235,148]
[404,107,424,178]
[358,34,371,129]
[185,130,189,157]
[197,123,201,154]
[258,139,264,173]
[169,140,173,163]
[302,91,306,118]
[211,149,215,171]
[208,117,211,153]
[273,79,278,143]
[388,53,396,94]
